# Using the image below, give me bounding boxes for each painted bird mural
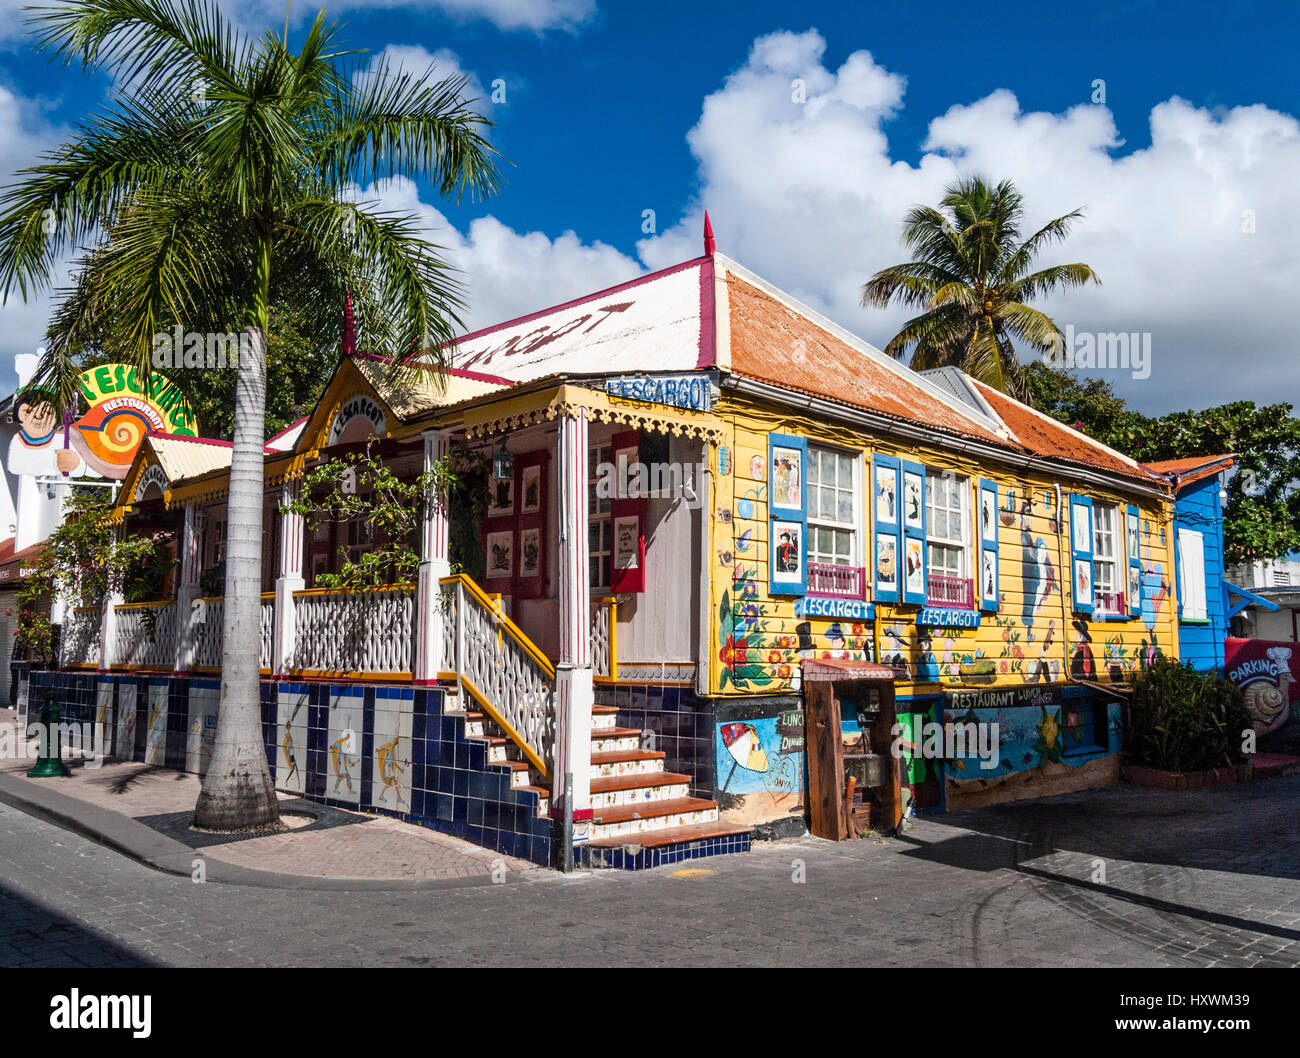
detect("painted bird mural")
[1021,536,1057,641]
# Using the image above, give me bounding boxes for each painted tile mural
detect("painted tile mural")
[369,688,413,811]
[185,680,219,776]
[276,684,310,794]
[709,416,1180,698]
[714,711,805,826]
[326,687,364,805]
[144,680,168,766]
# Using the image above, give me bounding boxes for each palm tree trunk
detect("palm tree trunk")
[194,237,279,829]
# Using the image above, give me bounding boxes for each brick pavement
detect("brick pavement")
[0,707,535,884]
[3,768,1300,967]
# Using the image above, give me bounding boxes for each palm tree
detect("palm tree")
[861,176,1099,395]
[0,0,499,829]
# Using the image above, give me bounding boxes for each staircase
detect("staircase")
[445,696,751,870]
[439,575,751,870]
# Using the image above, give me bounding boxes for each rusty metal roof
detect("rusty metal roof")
[1141,454,1235,489]
[967,379,1161,483]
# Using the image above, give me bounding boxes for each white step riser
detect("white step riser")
[591,783,690,808]
[588,807,718,841]
[593,758,665,779]
[592,736,641,753]
[591,714,617,730]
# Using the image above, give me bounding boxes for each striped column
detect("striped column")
[97,526,123,674]
[273,483,306,675]
[414,430,452,683]
[553,410,593,821]
[173,503,204,674]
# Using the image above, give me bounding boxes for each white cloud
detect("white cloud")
[641,29,1300,414]
[360,45,495,118]
[355,175,642,333]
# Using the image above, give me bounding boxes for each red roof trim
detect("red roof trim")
[696,255,716,370]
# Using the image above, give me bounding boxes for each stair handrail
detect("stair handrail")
[439,573,555,781]
[439,574,556,677]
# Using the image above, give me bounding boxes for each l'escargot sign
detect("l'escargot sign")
[7,364,197,482]
[1224,637,1298,735]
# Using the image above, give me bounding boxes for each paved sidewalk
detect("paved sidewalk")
[0,708,536,889]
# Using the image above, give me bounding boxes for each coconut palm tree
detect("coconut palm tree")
[0,0,499,828]
[861,176,1099,396]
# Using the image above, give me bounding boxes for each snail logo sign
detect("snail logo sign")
[1224,637,1296,735]
[7,365,197,482]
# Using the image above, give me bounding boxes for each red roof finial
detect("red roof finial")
[342,290,356,356]
[703,211,715,256]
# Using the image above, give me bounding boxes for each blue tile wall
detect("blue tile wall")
[26,671,555,867]
[597,682,716,798]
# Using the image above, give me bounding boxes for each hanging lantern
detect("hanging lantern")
[492,440,513,480]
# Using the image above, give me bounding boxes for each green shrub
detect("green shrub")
[1122,655,1250,772]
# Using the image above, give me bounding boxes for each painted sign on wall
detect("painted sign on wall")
[605,374,713,412]
[1225,637,1297,735]
[8,365,197,481]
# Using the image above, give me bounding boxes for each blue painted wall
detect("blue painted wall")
[1173,474,1228,672]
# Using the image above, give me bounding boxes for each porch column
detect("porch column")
[414,429,452,683]
[273,483,305,675]
[554,410,593,822]
[97,524,123,673]
[173,503,202,674]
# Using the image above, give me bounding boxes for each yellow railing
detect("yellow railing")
[440,574,556,677]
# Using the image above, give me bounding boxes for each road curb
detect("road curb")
[0,769,538,892]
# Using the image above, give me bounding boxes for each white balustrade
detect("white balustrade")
[192,598,225,669]
[291,587,415,674]
[114,602,178,668]
[60,605,102,667]
[260,597,274,671]
[590,599,615,679]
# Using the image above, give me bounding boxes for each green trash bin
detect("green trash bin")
[28,699,71,778]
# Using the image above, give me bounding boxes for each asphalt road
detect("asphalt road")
[3,776,1299,967]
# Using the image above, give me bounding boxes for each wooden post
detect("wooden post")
[805,680,847,841]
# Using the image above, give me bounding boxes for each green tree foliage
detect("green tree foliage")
[863,177,1099,396]
[1024,363,1300,564]
[1122,654,1250,772]
[16,490,172,664]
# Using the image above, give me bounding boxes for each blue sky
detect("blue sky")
[1,0,1297,413]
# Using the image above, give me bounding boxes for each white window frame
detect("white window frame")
[925,472,971,593]
[805,444,863,576]
[1178,528,1208,621]
[587,442,613,593]
[1093,502,1122,616]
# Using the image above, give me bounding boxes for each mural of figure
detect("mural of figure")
[1019,498,1057,641]
[376,735,408,806]
[330,734,357,793]
[7,393,84,477]
[1070,618,1095,679]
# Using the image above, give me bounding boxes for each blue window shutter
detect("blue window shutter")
[767,433,807,596]
[1125,503,1142,619]
[1069,494,1095,615]
[901,461,928,605]
[979,478,1000,612]
[872,454,901,604]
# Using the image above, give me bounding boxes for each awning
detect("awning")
[1227,581,1281,619]
[0,540,45,586]
[801,657,905,682]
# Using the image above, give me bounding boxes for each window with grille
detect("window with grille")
[805,445,863,597]
[1093,503,1122,615]
[925,475,968,578]
[588,443,613,591]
